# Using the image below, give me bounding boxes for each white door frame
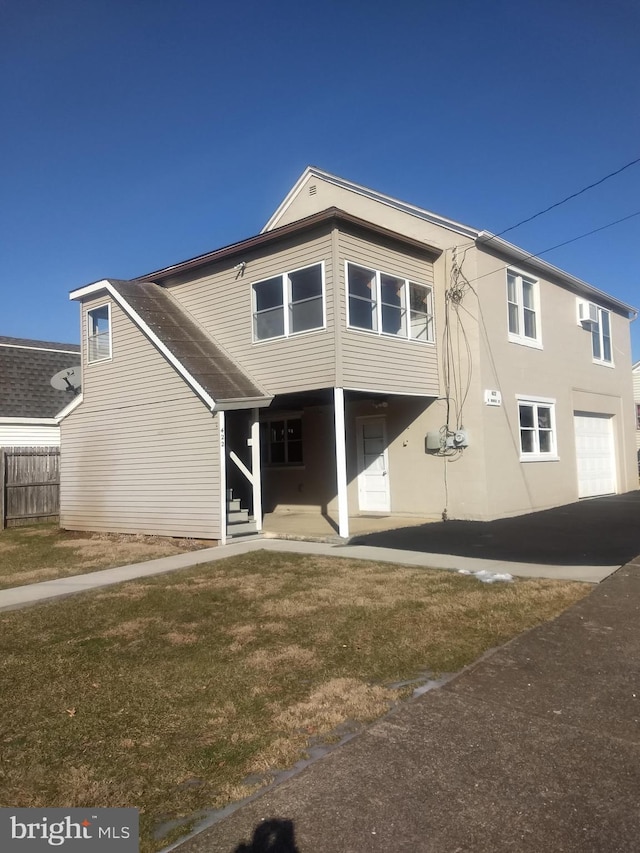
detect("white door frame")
[356,415,391,512]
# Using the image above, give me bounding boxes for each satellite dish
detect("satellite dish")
[50,366,81,395]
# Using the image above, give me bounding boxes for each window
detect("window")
[636,403,640,431]
[261,417,303,466]
[347,263,434,342]
[87,304,111,362]
[517,397,557,460]
[507,270,540,347]
[591,306,613,364]
[253,263,324,341]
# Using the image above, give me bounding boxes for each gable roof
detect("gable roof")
[0,337,81,419]
[265,167,637,318]
[69,279,271,410]
[263,166,480,239]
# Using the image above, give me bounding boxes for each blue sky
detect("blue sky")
[2,0,639,359]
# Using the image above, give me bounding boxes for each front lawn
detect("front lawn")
[0,525,208,590]
[0,550,590,852]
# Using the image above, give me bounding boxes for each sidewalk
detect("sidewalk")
[175,555,640,853]
[0,537,617,612]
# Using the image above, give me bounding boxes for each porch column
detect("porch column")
[218,410,227,545]
[250,408,263,532]
[334,387,349,538]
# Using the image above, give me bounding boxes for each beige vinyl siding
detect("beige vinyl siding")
[0,423,60,447]
[337,231,440,395]
[61,296,221,539]
[167,228,336,395]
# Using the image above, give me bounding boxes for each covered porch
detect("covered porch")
[224,387,439,542]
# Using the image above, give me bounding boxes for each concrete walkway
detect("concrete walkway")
[0,537,618,612]
[176,555,640,853]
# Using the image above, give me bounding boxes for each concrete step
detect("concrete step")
[227,508,250,523]
[227,519,259,537]
[227,498,242,513]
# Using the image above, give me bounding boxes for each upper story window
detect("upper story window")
[87,304,111,363]
[517,396,558,461]
[252,263,324,341]
[346,262,434,342]
[591,306,613,364]
[507,270,541,348]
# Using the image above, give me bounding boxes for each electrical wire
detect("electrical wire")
[461,208,640,291]
[486,154,640,242]
[454,154,640,252]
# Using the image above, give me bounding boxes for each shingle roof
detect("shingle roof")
[0,338,81,418]
[107,280,270,406]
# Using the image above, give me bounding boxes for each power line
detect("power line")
[464,208,640,290]
[486,154,640,243]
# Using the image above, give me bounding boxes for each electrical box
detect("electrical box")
[447,429,469,448]
[426,429,469,452]
[425,432,443,452]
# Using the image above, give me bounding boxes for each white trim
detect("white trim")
[356,414,391,513]
[86,302,113,364]
[0,417,58,425]
[589,305,615,367]
[343,386,437,398]
[251,409,263,532]
[506,268,542,349]
[345,261,435,344]
[0,342,79,354]
[516,393,556,405]
[219,411,227,545]
[251,261,326,343]
[516,396,558,461]
[71,280,217,411]
[263,167,478,239]
[334,388,349,538]
[55,395,84,422]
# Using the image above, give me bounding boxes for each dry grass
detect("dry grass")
[0,524,210,590]
[0,549,590,852]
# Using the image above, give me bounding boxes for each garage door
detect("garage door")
[574,412,616,498]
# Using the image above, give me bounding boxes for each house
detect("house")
[633,361,640,454]
[59,168,638,541]
[0,337,80,449]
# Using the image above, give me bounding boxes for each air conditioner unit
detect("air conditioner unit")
[577,300,598,327]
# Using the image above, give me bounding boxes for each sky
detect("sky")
[1,0,639,360]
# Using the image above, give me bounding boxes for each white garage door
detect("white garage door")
[574,412,616,498]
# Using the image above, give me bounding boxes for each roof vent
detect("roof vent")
[309,184,317,196]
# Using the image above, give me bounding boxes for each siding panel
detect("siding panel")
[167,229,337,394]
[63,300,221,539]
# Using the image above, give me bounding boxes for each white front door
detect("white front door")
[356,416,390,512]
[574,412,616,498]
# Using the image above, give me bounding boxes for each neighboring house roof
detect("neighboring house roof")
[264,167,637,318]
[0,337,80,419]
[70,279,271,410]
[633,361,640,372]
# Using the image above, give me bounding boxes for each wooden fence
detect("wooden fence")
[1,447,61,529]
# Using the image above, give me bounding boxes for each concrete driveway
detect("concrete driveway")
[349,491,640,566]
